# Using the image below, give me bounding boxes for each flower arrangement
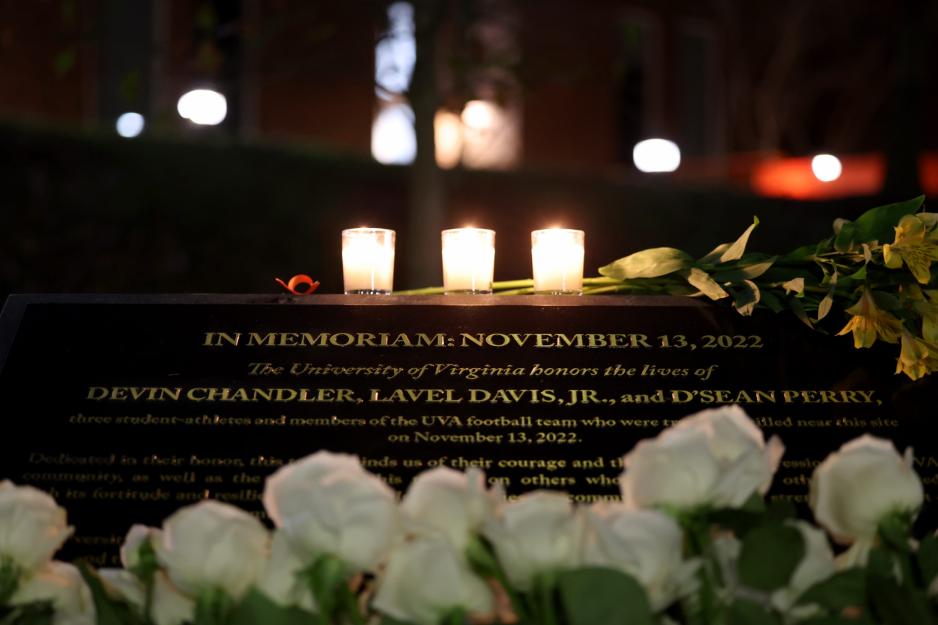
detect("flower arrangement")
[399,196,938,380]
[1,406,936,625]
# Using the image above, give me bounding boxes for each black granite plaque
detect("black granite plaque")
[0,294,935,565]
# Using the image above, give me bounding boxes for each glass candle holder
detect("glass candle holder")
[441,228,495,294]
[531,228,584,295]
[342,228,395,294]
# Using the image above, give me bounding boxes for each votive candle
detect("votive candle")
[342,228,395,294]
[531,228,584,294]
[441,228,495,294]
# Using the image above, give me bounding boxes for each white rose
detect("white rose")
[99,569,194,625]
[620,405,784,510]
[372,534,494,625]
[263,451,399,572]
[582,503,696,610]
[401,467,503,552]
[9,561,94,625]
[154,500,269,599]
[120,524,161,570]
[810,435,923,544]
[771,521,835,612]
[482,491,585,591]
[0,481,73,573]
[257,530,317,612]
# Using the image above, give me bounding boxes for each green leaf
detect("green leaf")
[789,298,815,329]
[700,217,760,264]
[680,267,729,300]
[917,534,938,588]
[303,554,349,625]
[599,248,693,280]
[868,576,936,625]
[846,265,868,281]
[712,256,777,283]
[0,602,55,625]
[872,291,901,311]
[727,598,781,625]
[738,524,805,591]
[760,290,785,313]
[797,569,866,612]
[0,560,19,605]
[877,515,913,553]
[766,499,797,522]
[557,567,653,625]
[834,220,858,252]
[77,563,147,625]
[227,590,317,625]
[817,291,834,321]
[732,280,761,316]
[867,548,896,579]
[781,243,819,263]
[852,195,925,244]
[699,242,732,264]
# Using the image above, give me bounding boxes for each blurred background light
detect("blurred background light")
[434,110,463,169]
[374,2,415,99]
[371,103,417,164]
[115,112,145,138]
[811,154,843,182]
[632,138,681,173]
[176,89,227,126]
[461,100,497,130]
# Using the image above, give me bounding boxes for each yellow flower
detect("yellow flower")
[883,215,938,284]
[837,289,903,348]
[895,329,938,381]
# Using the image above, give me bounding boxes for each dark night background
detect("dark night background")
[1,0,937,298]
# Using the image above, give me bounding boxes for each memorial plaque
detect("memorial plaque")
[1,294,935,566]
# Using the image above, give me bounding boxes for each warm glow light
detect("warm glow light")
[115,112,145,138]
[632,138,681,173]
[342,228,396,294]
[441,228,495,293]
[811,154,843,182]
[461,100,497,130]
[177,89,227,125]
[531,229,585,294]
[371,103,416,165]
[434,111,463,169]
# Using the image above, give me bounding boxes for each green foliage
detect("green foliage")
[556,568,653,625]
[226,590,316,625]
[797,569,867,613]
[77,563,148,625]
[567,196,937,378]
[599,248,694,280]
[851,195,924,244]
[0,602,54,625]
[727,598,780,625]
[737,524,805,591]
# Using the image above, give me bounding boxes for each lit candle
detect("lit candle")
[342,228,395,294]
[531,228,584,294]
[441,228,495,294]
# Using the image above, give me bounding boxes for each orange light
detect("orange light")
[751,154,884,199]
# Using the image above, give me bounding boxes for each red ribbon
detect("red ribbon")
[275,275,320,295]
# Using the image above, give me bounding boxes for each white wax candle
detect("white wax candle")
[531,229,584,294]
[441,228,495,293]
[342,228,395,294]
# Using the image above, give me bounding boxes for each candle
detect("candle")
[342,228,395,294]
[531,228,584,294]
[441,228,495,294]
